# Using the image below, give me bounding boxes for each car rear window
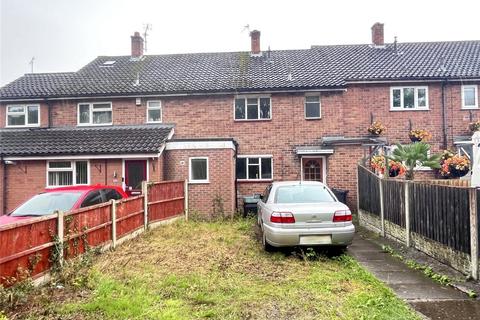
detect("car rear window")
[274,185,335,204]
[10,192,83,217]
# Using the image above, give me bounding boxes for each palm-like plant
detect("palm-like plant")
[389,143,441,180]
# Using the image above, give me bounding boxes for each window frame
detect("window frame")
[188,157,209,184]
[236,155,273,181]
[461,85,478,109]
[390,86,429,111]
[146,100,162,123]
[77,102,113,126]
[46,160,90,188]
[304,95,321,119]
[233,95,272,121]
[5,104,41,127]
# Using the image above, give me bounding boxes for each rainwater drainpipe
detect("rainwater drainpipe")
[2,159,7,215]
[441,79,448,150]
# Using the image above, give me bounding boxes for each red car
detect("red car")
[0,185,128,226]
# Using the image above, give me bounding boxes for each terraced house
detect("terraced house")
[1,23,479,215]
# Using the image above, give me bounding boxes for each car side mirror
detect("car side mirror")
[254,193,263,200]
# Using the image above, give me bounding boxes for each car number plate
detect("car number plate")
[300,235,332,245]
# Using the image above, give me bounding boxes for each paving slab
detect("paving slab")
[348,233,480,319]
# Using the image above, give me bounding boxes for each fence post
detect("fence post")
[184,179,189,221]
[111,199,117,249]
[142,181,149,230]
[57,210,64,267]
[379,178,385,237]
[469,188,478,280]
[405,182,411,247]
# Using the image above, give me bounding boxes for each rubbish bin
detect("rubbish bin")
[332,188,349,205]
[243,195,261,217]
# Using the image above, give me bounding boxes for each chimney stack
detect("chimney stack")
[371,23,384,47]
[131,31,144,57]
[250,30,261,55]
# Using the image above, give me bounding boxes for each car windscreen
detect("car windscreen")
[10,192,83,217]
[274,185,335,204]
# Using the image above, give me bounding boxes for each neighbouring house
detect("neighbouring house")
[1,24,479,215]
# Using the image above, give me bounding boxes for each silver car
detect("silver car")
[257,181,355,251]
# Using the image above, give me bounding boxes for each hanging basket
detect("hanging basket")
[449,166,469,178]
[408,134,422,142]
[389,168,401,177]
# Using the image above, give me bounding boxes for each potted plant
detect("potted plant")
[388,160,406,178]
[389,142,441,180]
[368,121,386,136]
[370,155,406,178]
[409,129,432,142]
[440,154,470,178]
[469,120,480,133]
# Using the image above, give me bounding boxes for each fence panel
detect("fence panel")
[116,196,144,238]
[0,216,57,285]
[410,183,470,254]
[148,181,185,222]
[358,165,381,215]
[64,203,112,258]
[382,179,405,227]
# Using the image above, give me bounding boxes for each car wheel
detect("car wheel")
[262,230,275,252]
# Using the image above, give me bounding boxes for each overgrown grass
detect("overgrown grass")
[10,219,418,319]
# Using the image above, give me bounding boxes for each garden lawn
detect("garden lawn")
[15,219,419,319]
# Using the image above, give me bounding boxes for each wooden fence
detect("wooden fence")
[0,180,186,286]
[357,164,479,279]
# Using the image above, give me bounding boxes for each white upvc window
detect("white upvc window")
[462,85,478,109]
[189,157,209,183]
[304,95,321,119]
[77,102,112,126]
[6,104,40,127]
[390,87,429,110]
[146,100,162,123]
[234,96,271,121]
[236,156,273,180]
[47,160,90,187]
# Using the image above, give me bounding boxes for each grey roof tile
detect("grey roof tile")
[0,124,174,156]
[1,41,480,100]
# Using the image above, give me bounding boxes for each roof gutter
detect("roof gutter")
[0,88,347,102]
[346,78,480,85]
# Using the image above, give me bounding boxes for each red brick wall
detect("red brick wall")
[164,148,235,215]
[49,98,149,127]
[0,102,49,128]
[89,159,123,186]
[4,161,46,213]
[1,81,478,213]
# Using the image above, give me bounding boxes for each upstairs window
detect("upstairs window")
[234,97,271,120]
[462,85,478,109]
[78,102,112,125]
[47,161,89,187]
[390,87,428,110]
[147,100,162,123]
[6,105,40,127]
[236,156,273,180]
[305,96,321,119]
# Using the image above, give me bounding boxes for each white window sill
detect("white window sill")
[390,108,429,112]
[461,106,479,110]
[146,121,163,124]
[305,117,322,120]
[234,118,272,122]
[6,124,40,128]
[77,123,113,127]
[188,180,210,184]
[237,179,273,182]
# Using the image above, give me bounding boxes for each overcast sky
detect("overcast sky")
[1,0,479,86]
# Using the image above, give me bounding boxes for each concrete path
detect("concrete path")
[348,234,480,319]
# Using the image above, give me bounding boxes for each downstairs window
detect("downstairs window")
[47,161,89,187]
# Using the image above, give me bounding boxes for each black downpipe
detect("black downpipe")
[2,159,7,215]
[233,140,239,212]
[441,79,448,150]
